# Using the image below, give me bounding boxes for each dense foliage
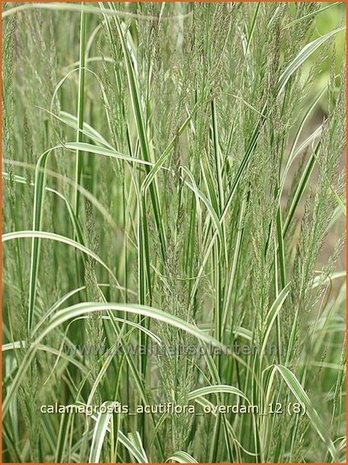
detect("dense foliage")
[2,3,345,463]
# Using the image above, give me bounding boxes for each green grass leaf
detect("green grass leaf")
[272,364,338,460]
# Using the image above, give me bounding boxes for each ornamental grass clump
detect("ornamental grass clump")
[2,2,346,463]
